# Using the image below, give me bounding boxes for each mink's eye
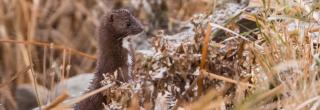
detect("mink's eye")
[126,21,131,27]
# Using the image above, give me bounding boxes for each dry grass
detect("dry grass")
[1,0,320,110]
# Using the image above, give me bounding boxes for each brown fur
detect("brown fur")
[75,9,143,110]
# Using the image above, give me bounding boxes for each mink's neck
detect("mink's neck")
[96,29,127,79]
[75,30,128,110]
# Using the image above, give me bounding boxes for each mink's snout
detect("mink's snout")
[129,17,144,35]
[130,25,143,35]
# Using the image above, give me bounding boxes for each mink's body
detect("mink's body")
[75,9,143,110]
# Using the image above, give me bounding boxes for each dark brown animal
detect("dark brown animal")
[75,9,143,110]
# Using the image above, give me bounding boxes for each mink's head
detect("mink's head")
[105,9,143,38]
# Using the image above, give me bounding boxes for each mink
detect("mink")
[74,9,143,110]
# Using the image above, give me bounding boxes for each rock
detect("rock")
[15,84,49,110]
[54,74,94,98]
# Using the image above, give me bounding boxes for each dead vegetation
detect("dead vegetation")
[1,0,320,110]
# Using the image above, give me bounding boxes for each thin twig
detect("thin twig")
[43,91,70,110]
[0,39,96,60]
[67,82,116,105]
[295,96,320,110]
[202,70,254,87]
[211,23,263,50]
[0,65,32,88]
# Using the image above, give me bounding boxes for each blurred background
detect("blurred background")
[0,0,248,81]
[1,0,320,110]
[0,0,251,109]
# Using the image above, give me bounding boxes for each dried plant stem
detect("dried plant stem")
[202,70,254,87]
[309,27,320,33]
[198,24,212,96]
[29,0,40,41]
[295,96,320,110]
[0,39,96,60]
[212,23,263,49]
[0,88,17,110]
[43,91,70,110]
[61,49,67,84]
[128,93,139,110]
[236,84,284,110]
[256,84,284,101]
[41,83,115,110]
[0,65,32,88]
[67,82,116,105]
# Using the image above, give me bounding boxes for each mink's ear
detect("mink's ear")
[109,13,114,22]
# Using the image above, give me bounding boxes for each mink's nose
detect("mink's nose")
[134,26,143,34]
[130,17,144,35]
[130,24,143,35]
